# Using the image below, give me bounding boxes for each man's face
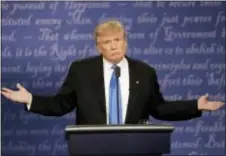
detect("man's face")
[96,31,127,64]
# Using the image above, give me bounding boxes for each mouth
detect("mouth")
[112,52,120,56]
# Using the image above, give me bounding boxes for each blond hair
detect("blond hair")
[94,19,126,43]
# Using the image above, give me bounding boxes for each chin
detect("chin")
[112,56,123,63]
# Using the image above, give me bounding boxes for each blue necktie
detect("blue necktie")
[109,65,122,124]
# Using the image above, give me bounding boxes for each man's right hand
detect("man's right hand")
[1,83,31,104]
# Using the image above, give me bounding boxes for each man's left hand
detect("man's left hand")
[198,94,224,111]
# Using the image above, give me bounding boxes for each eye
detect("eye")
[103,40,110,44]
[115,38,120,42]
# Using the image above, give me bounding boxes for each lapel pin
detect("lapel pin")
[136,81,139,84]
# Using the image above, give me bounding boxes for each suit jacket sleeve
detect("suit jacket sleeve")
[25,63,77,116]
[149,68,202,121]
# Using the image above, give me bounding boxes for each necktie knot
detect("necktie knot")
[111,64,117,70]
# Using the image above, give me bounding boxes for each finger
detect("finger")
[215,104,222,110]
[1,88,13,93]
[1,91,11,99]
[210,101,224,105]
[212,102,224,110]
[204,93,209,98]
[217,102,225,107]
[16,83,24,90]
[218,102,224,105]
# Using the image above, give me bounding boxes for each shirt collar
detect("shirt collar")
[103,57,127,70]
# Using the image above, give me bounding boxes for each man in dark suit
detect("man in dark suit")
[1,20,224,125]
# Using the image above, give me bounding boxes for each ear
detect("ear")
[96,44,103,54]
[123,32,128,47]
[124,39,128,49]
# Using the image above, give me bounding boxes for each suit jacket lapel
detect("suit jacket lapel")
[90,55,140,121]
[125,57,140,122]
[90,56,106,114]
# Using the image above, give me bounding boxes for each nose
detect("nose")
[110,42,117,50]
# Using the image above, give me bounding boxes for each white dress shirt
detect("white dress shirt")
[27,57,130,124]
[103,57,129,124]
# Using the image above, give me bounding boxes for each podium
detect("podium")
[65,124,174,156]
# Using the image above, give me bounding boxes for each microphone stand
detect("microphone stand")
[115,66,121,124]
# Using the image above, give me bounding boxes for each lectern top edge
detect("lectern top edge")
[65,124,174,133]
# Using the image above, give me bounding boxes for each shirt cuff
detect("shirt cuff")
[26,93,32,110]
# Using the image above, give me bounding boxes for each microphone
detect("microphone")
[115,66,120,78]
[115,66,121,124]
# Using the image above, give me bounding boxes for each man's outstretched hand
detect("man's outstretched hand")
[198,94,224,111]
[1,83,31,104]
[1,84,224,111]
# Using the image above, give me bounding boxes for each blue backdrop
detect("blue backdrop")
[1,1,225,155]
